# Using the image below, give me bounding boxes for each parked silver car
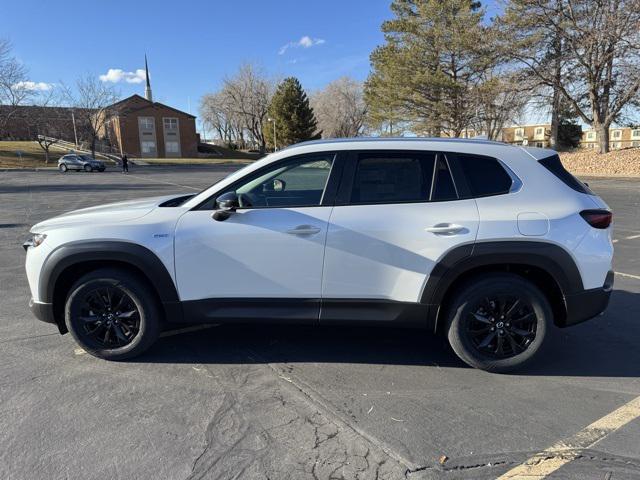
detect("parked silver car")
[58,154,106,173]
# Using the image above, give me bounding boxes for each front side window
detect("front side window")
[350,153,436,204]
[223,154,335,208]
[455,153,513,197]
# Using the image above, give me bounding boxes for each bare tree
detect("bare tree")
[0,38,36,136]
[222,63,273,151]
[200,64,274,151]
[62,75,119,157]
[311,77,368,138]
[473,73,528,140]
[501,0,640,153]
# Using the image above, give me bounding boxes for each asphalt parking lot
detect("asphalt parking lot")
[1,166,639,480]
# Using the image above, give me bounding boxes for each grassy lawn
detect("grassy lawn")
[0,141,69,168]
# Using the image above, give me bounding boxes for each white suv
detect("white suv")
[24,138,614,372]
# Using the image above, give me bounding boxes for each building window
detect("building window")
[165,141,179,153]
[514,128,524,139]
[586,131,596,140]
[139,117,154,129]
[612,130,622,139]
[633,141,640,147]
[164,118,178,130]
[535,127,544,136]
[535,142,544,148]
[611,142,620,149]
[141,141,156,153]
[632,129,640,138]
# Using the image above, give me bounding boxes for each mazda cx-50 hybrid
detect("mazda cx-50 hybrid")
[24,138,613,372]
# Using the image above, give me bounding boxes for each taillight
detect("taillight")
[580,209,612,229]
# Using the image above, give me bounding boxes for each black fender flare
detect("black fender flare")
[421,241,583,332]
[40,240,182,324]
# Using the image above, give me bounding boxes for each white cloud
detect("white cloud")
[99,68,147,84]
[278,36,325,55]
[13,81,54,91]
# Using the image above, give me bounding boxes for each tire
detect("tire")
[84,164,93,172]
[64,268,161,360]
[445,273,551,373]
[59,164,68,173]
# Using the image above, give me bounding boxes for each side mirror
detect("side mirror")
[212,192,239,221]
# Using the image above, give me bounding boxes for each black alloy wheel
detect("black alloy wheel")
[65,268,161,360]
[77,286,141,348]
[446,273,551,373]
[466,295,537,358]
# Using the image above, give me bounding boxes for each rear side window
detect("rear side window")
[539,154,593,194]
[455,154,513,197]
[351,153,436,204]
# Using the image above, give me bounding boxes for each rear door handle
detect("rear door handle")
[286,225,322,236]
[425,223,466,235]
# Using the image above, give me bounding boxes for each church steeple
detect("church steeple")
[144,54,153,102]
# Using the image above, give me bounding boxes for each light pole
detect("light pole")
[71,110,79,147]
[267,117,277,151]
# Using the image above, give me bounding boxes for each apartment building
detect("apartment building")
[502,124,550,148]
[582,127,640,150]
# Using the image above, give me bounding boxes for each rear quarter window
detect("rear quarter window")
[538,154,594,194]
[454,154,513,197]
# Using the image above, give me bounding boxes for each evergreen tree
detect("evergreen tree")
[266,77,319,148]
[365,0,491,137]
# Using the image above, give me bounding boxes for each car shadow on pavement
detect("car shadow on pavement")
[136,289,640,377]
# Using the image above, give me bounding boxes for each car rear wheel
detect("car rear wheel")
[64,268,161,360]
[445,273,551,373]
[84,164,93,172]
[59,164,67,173]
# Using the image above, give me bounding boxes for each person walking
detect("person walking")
[121,154,129,173]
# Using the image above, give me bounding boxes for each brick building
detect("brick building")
[104,94,198,158]
[0,105,93,141]
[102,56,198,158]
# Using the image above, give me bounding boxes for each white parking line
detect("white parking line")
[497,396,640,479]
[625,234,640,240]
[615,271,640,281]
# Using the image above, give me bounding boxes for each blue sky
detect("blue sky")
[6,0,502,127]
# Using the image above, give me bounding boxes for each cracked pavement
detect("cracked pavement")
[1,167,639,479]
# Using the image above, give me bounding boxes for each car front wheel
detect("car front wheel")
[445,273,551,373]
[64,268,161,360]
[84,164,93,172]
[59,164,67,173]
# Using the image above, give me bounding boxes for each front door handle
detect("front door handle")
[425,223,466,235]
[286,225,322,236]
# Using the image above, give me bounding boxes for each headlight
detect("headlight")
[23,233,47,251]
